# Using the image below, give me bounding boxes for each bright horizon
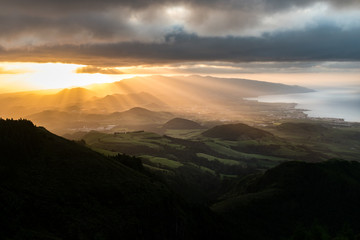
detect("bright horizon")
[1,62,359,93]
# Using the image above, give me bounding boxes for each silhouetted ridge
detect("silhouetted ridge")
[163,118,203,129]
[109,107,174,126]
[0,119,223,240]
[213,160,360,239]
[202,123,273,140]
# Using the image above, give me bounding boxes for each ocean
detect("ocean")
[250,87,360,122]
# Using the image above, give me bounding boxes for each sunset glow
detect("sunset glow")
[0,1,359,238]
[0,62,140,92]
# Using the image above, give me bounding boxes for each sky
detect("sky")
[0,0,359,91]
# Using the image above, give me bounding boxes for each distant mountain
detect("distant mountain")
[0,75,315,129]
[111,107,174,125]
[0,119,223,240]
[93,75,314,104]
[82,92,169,113]
[0,87,95,118]
[213,160,360,239]
[48,87,96,104]
[202,123,273,140]
[27,107,174,134]
[185,75,314,96]
[163,118,204,130]
[0,86,168,118]
[0,75,316,134]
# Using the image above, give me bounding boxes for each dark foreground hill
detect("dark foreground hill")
[213,160,360,239]
[202,123,273,140]
[0,119,223,240]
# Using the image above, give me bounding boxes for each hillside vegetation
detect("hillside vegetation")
[1,119,360,239]
[213,160,360,239]
[202,123,274,140]
[0,119,223,240]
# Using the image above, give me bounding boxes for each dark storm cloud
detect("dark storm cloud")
[2,0,359,12]
[0,0,359,66]
[1,0,359,48]
[0,12,133,45]
[1,25,359,66]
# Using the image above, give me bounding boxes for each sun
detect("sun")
[0,62,136,92]
[27,63,116,89]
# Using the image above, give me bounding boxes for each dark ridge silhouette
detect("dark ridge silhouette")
[163,118,204,130]
[112,107,172,117]
[121,106,157,115]
[202,123,273,140]
[0,118,224,240]
[213,160,360,239]
[110,107,174,125]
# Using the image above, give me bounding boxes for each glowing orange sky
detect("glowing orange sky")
[0,63,140,92]
[0,62,359,93]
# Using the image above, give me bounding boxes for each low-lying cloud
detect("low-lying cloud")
[76,66,124,74]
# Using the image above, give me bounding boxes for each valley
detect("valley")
[2,1,359,238]
[1,75,359,239]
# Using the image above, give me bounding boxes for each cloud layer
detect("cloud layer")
[1,0,359,67]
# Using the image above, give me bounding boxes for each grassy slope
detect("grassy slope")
[212,160,360,239]
[266,122,360,161]
[71,121,359,205]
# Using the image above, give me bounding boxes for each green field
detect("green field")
[196,153,245,166]
[204,141,286,161]
[164,129,205,139]
[78,120,360,190]
[140,155,184,168]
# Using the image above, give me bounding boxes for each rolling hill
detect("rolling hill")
[2,119,359,240]
[202,123,274,140]
[110,107,174,124]
[162,118,204,130]
[276,122,329,135]
[212,160,360,239]
[27,107,174,134]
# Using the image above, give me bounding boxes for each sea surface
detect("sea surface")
[250,87,360,122]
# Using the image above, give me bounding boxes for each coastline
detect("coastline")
[245,88,360,123]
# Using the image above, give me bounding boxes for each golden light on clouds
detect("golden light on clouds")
[0,61,359,93]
